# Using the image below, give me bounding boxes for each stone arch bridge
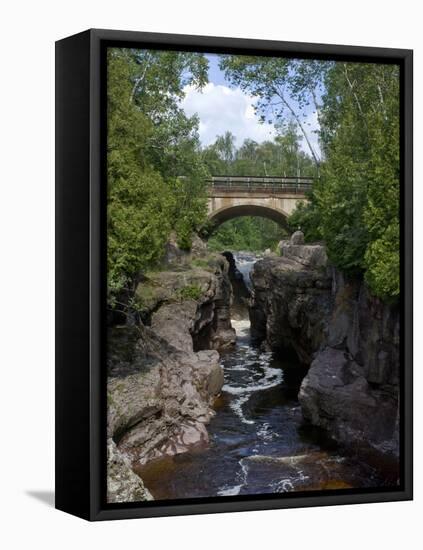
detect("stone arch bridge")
[206,176,312,231]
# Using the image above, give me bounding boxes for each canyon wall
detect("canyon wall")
[249,235,400,457]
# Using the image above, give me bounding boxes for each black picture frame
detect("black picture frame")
[55,28,413,521]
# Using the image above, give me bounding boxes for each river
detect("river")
[135,253,396,499]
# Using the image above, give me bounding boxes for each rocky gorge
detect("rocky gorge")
[107,232,400,503]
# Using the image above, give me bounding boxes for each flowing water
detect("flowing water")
[136,253,397,500]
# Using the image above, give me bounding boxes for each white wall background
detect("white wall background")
[0,1,420,547]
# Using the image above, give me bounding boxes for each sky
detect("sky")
[181,53,321,156]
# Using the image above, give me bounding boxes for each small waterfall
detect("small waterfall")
[233,252,259,292]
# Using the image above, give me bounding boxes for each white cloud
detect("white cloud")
[181,83,276,147]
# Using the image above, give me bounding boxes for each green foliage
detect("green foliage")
[170,176,208,250]
[364,222,399,299]
[108,47,400,306]
[287,194,323,243]
[317,63,400,293]
[176,284,203,301]
[108,168,173,289]
[107,51,171,294]
[288,62,399,298]
[208,217,288,252]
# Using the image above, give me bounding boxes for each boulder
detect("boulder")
[279,241,328,270]
[190,233,208,258]
[151,301,198,353]
[163,232,208,266]
[290,230,305,245]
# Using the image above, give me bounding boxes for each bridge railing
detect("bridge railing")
[207,175,313,193]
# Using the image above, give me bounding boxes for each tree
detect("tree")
[202,131,237,174]
[107,51,173,297]
[220,56,331,169]
[107,48,210,302]
[289,62,400,299]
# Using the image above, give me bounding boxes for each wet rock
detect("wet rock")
[241,451,377,492]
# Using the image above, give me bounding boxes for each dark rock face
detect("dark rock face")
[250,254,332,364]
[299,271,400,456]
[194,256,236,350]
[299,348,399,455]
[249,245,400,457]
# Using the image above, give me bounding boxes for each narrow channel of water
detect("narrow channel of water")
[136,253,396,500]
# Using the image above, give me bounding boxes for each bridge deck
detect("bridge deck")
[207,175,313,194]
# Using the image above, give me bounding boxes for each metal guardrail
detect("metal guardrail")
[207,175,313,193]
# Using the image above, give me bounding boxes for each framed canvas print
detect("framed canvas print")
[55,29,413,521]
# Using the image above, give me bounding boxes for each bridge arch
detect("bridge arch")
[207,203,290,231]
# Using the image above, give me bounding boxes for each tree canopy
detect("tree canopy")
[202,124,315,178]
